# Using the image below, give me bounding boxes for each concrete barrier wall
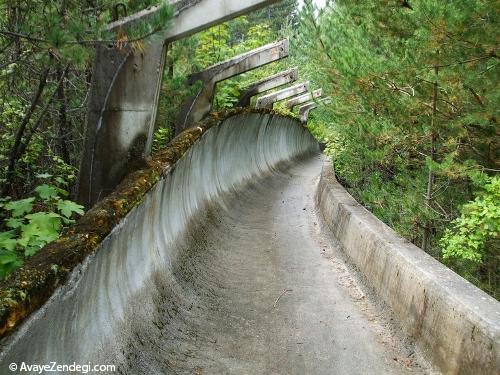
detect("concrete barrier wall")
[0,112,318,371]
[316,160,500,375]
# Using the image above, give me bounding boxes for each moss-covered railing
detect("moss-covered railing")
[0,108,295,339]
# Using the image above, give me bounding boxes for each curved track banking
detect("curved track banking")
[0,113,426,374]
[119,155,424,374]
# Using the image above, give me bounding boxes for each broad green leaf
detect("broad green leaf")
[0,250,22,279]
[16,235,30,248]
[4,198,35,218]
[0,231,17,251]
[0,250,21,265]
[6,218,24,229]
[19,212,62,255]
[24,242,44,257]
[35,184,59,200]
[25,212,62,233]
[57,200,84,218]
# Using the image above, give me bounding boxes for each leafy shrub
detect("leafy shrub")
[440,175,499,298]
[152,127,173,154]
[441,176,500,262]
[0,175,84,280]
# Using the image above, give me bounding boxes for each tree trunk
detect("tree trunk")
[166,44,174,79]
[17,66,70,163]
[57,64,70,164]
[2,66,50,196]
[422,63,439,252]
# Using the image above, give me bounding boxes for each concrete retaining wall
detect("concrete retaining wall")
[316,160,500,375]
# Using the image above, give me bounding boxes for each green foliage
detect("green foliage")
[0,178,84,280]
[0,0,298,282]
[152,127,173,154]
[153,5,297,142]
[4,198,35,218]
[0,0,173,201]
[35,184,59,201]
[248,0,299,35]
[441,178,499,262]
[439,175,500,298]
[298,0,499,297]
[189,19,277,110]
[0,230,22,279]
[57,200,84,219]
[0,1,172,66]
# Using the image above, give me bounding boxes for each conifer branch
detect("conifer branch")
[427,54,496,69]
[0,27,164,47]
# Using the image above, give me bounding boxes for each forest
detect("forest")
[0,0,498,300]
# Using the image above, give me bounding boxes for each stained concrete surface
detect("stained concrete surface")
[1,115,427,374]
[119,155,425,374]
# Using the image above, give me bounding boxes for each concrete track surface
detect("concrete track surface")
[0,114,427,374]
[140,155,425,375]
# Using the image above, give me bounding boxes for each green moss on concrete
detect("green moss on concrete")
[0,108,300,339]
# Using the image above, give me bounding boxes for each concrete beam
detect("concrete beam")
[176,38,289,132]
[107,0,281,42]
[235,67,298,107]
[298,97,331,122]
[285,89,322,110]
[255,81,310,109]
[77,0,281,209]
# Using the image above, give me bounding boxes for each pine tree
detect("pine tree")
[249,0,299,35]
[0,0,172,197]
[297,0,499,297]
[0,0,173,279]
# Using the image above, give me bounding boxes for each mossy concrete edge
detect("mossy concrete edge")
[0,108,298,340]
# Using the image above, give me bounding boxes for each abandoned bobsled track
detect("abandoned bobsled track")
[0,110,499,374]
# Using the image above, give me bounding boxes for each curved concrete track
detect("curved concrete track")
[0,114,426,374]
[130,155,423,375]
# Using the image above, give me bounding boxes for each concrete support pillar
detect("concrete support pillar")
[298,97,332,122]
[255,81,309,109]
[176,38,289,133]
[285,88,322,110]
[235,67,298,107]
[77,0,280,209]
